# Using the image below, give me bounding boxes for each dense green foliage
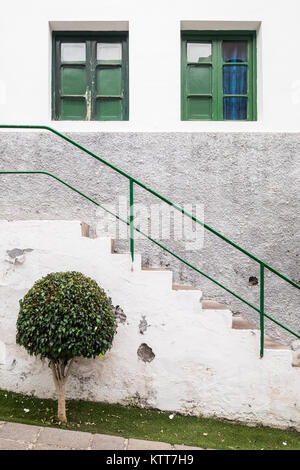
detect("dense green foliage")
[16,271,116,362]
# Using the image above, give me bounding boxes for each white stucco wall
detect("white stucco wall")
[0,0,299,132]
[1,220,300,430]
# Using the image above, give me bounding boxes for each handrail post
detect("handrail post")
[129,178,134,264]
[260,263,265,358]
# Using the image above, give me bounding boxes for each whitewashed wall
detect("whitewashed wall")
[0,0,299,132]
[1,221,300,431]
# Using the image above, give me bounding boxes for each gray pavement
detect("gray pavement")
[0,421,203,450]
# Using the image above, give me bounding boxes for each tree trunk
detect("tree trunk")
[57,381,67,422]
[50,359,74,423]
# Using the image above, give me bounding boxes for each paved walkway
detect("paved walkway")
[0,421,203,450]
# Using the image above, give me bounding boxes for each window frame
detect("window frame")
[52,31,129,121]
[181,30,257,121]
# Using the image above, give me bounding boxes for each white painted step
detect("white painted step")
[0,220,113,259]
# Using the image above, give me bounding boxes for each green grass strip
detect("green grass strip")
[0,389,300,450]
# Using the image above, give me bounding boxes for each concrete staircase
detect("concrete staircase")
[203,301,290,352]
[0,220,300,431]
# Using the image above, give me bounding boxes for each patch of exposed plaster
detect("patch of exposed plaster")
[137,343,155,362]
[20,371,31,381]
[112,305,127,324]
[248,276,258,287]
[6,248,33,265]
[125,391,151,408]
[139,315,148,334]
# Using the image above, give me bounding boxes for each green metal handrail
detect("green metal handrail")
[0,125,299,358]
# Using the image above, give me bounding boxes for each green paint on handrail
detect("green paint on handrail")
[129,178,134,263]
[1,170,299,345]
[260,263,265,358]
[0,124,300,353]
[0,125,298,290]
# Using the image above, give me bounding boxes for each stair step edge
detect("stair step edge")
[142,267,172,272]
[292,352,300,367]
[232,315,259,330]
[232,316,290,350]
[202,300,230,310]
[264,336,290,350]
[172,284,201,291]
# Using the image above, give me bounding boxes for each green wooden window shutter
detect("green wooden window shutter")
[181,31,257,121]
[52,32,129,121]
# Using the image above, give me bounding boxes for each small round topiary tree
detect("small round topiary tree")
[16,271,116,422]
